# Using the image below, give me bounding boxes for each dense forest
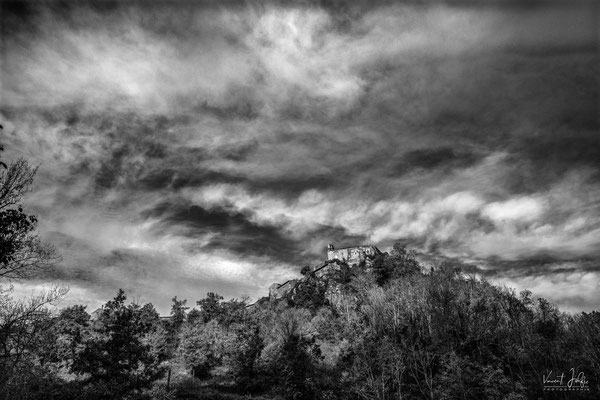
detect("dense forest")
[1,145,599,400]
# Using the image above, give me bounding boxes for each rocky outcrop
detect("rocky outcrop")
[269,279,300,300]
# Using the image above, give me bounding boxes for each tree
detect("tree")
[70,289,164,397]
[169,296,189,331]
[567,311,600,395]
[178,319,234,379]
[37,304,90,367]
[292,275,328,311]
[162,296,189,361]
[218,297,249,328]
[0,140,65,398]
[196,292,224,323]
[331,263,355,288]
[388,242,421,278]
[0,286,67,372]
[330,263,358,322]
[0,142,59,279]
[372,242,420,286]
[300,265,311,276]
[187,308,202,324]
[272,309,321,400]
[228,323,264,385]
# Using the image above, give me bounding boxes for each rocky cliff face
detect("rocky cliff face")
[268,279,299,300]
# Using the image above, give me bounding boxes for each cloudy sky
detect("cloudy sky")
[1,0,598,314]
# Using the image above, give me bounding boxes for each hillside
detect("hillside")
[2,242,598,400]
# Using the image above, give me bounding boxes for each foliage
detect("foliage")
[0,142,67,399]
[0,152,59,279]
[36,304,90,368]
[186,308,202,324]
[69,289,165,398]
[218,297,250,328]
[196,292,225,323]
[0,207,36,265]
[170,296,189,332]
[291,275,328,311]
[227,322,264,385]
[164,296,190,359]
[178,319,234,379]
[272,309,322,400]
[1,263,599,399]
[372,242,420,286]
[0,286,67,387]
[300,265,312,276]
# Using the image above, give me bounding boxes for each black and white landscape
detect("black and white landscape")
[1,1,598,399]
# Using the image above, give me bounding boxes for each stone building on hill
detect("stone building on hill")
[268,243,383,301]
[326,243,381,267]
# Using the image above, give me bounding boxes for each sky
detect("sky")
[1,0,598,314]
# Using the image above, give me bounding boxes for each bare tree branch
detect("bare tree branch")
[0,158,37,211]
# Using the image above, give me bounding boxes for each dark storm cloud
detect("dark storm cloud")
[417,252,600,283]
[246,174,339,199]
[137,168,243,192]
[484,256,600,278]
[141,201,305,264]
[1,0,599,313]
[391,147,483,176]
[198,100,262,121]
[514,134,600,170]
